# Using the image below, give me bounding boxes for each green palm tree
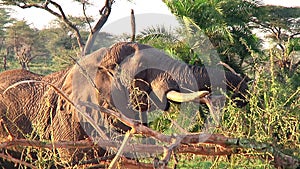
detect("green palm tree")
[164,0,262,73]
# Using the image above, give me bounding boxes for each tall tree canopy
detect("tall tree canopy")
[164,0,262,73]
[254,5,300,72]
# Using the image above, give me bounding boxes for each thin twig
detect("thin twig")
[160,136,183,167]
[82,1,93,32]
[108,129,132,169]
[218,61,240,77]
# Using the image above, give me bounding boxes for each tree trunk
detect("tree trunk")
[3,55,7,70]
[2,48,8,70]
[131,9,136,42]
[20,61,26,70]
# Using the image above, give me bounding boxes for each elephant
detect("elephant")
[0,42,248,166]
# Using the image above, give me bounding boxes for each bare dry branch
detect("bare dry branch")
[1,133,299,168]
[290,32,300,38]
[83,0,114,55]
[2,80,299,168]
[218,61,240,77]
[121,158,168,169]
[160,135,183,167]
[0,153,37,169]
[82,1,93,32]
[131,9,136,42]
[108,130,132,169]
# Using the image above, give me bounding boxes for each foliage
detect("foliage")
[0,7,10,37]
[90,32,118,51]
[136,23,212,66]
[147,50,300,168]
[5,20,49,70]
[0,7,13,70]
[164,0,262,73]
[219,52,300,168]
[252,5,300,75]
[141,1,300,167]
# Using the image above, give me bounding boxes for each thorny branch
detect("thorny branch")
[1,131,299,168]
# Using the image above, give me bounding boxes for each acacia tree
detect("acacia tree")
[1,0,114,56]
[253,5,300,72]
[6,20,48,70]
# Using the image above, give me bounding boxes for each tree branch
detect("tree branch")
[290,32,300,39]
[1,133,299,168]
[83,0,113,55]
[3,80,299,168]
[9,0,114,56]
[108,130,132,169]
[16,1,85,54]
[82,1,93,32]
[46,0,85,53]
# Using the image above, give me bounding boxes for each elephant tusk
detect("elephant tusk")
[166,90,210,102]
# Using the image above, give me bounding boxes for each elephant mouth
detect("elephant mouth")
[166,90,210,103]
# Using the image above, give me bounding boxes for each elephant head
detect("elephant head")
[92,42,248,128]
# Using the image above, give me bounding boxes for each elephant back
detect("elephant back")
[0,69,44,140]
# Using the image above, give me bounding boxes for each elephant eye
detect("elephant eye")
[97,66,114,77]
[108,63,117,70]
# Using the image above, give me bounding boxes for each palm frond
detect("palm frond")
[137,25,178,43]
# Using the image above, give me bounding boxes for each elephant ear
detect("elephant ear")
[69,48,108,109]
[55,48,108,139]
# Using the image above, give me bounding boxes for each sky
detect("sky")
[262,0,300,7]
[10,0,174,29]
[8,0,300,31]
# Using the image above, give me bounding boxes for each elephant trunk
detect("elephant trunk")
[188,65,249,107]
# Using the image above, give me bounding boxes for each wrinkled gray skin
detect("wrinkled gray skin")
[0,42,248,164]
